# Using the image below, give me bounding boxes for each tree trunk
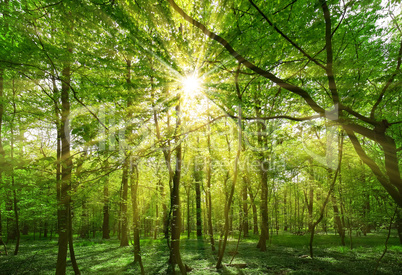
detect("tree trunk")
[331,194,345,246]
[102,172,110,239]
[216,73,242,268]
[242,178,249,237]
[68,202,80,274]
[131,165,145,274]
[186,188,191,239]
[12,178,19,255]
[168,101,187,274]
[194,158,202,238]
[248,186,259,235]
[120,162,129,247]
[256,127,269,250]
[56,62,73,275]
[283,187,288,231]
[120,58,134,247]
[10,88,20,255]
[206,120,215,251]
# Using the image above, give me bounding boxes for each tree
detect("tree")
[167,0,402,209]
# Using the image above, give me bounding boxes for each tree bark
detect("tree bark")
[206,118,215,251]
[168,101,187,274]
[194,157,202,238]
[247,185,259,235]
[216,69,242,268]
[56,61,73,275]
[131,165,145,274]
[10,82,20,255]
[120,162,129,247]
[102,170,110,239]
[167,0,402,209]
[68,202,80,275]
[255,98,269,251]
[331,194,345,246]
[242,177,249,237]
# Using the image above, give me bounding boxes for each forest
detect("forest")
[0,0,402,274]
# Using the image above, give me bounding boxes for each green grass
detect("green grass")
[0,232,401,274]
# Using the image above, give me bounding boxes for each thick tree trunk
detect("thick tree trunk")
[68,203,80,275]
[56,63,73,275]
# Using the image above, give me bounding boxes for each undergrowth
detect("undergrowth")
[0,231,400,274]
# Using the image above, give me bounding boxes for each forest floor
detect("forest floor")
[0,231,401,274]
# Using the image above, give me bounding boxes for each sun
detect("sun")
[181,73,202,96]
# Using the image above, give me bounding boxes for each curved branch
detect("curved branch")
[344,128,402,207]
[167,0,326,115]
[340,105,377,126]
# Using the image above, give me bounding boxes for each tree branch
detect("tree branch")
[321,0,340,106]
[343,128,401,206]
[167,0,326,115]
[249,0,327,71]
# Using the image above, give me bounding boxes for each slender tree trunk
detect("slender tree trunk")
[168,101,187,274]
[309,134,343,258]
[253,84,269,250]
[131,165,145,274]
[284,187,288,231]
[186,188,191,239]
[248,186,259,235]
[10,86,20,255]
[102,171,110,239]
[242,178,249,237]
[120,59,134,247]
[151,81,172,242]
[194,157,202,238]
[216,70,242,268]
[120,162,129,247]
[331,194,345,246]
[12,180,20,255]
[206,120,215,251]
